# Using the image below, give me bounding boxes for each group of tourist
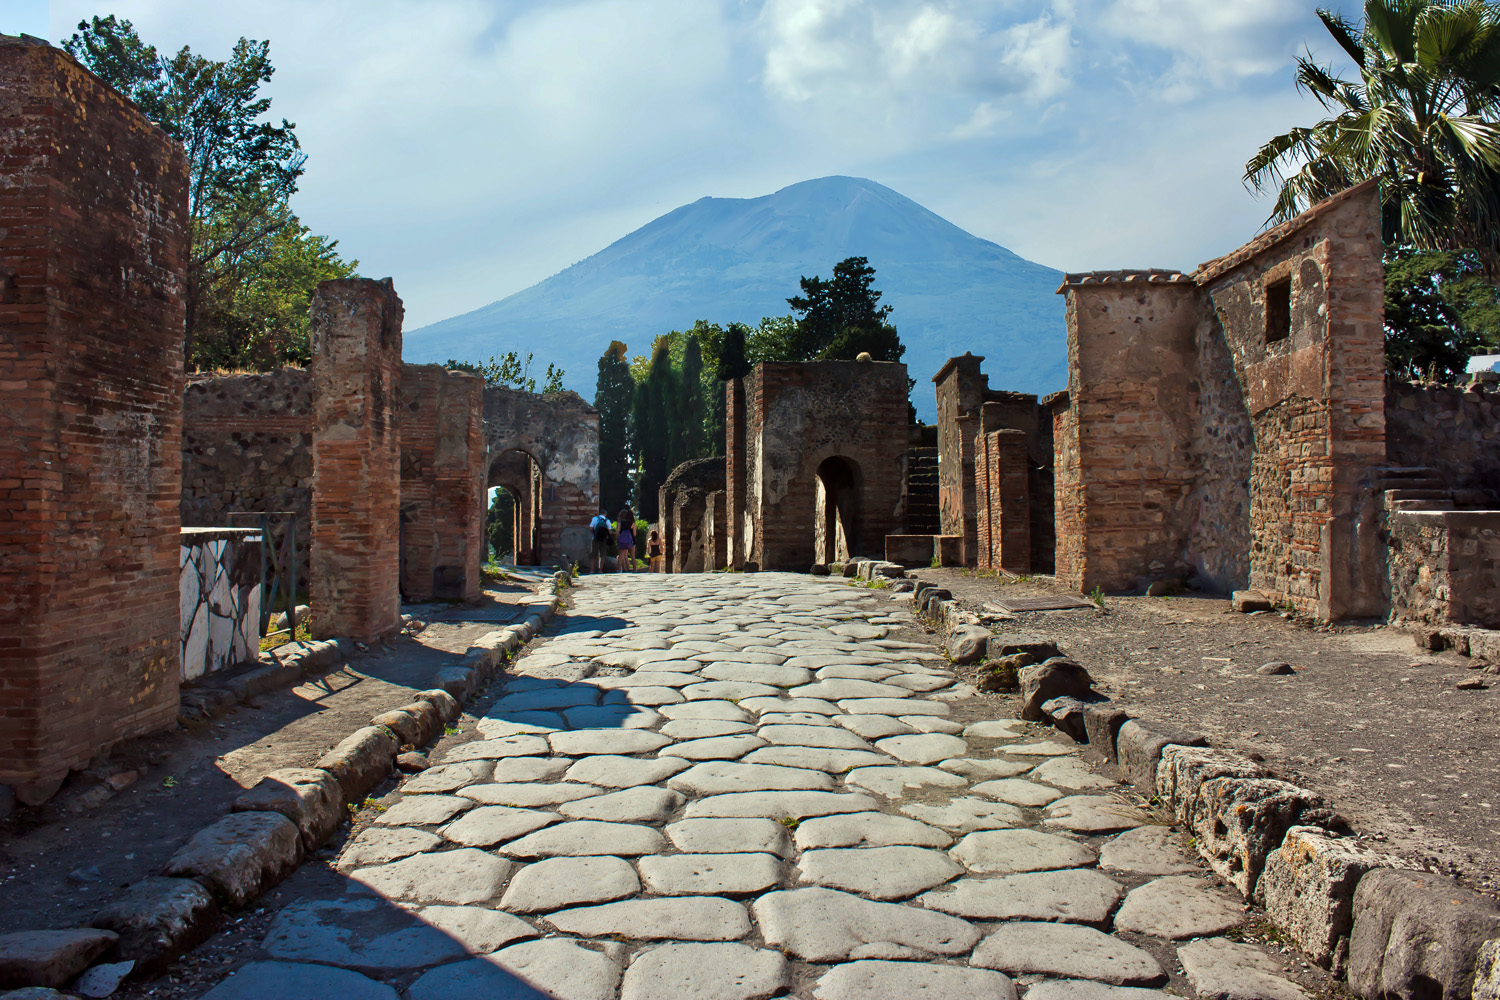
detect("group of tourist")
[588,508,664,573]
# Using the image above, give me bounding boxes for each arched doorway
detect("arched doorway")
[815,456,863,565]
[489,449,544,565]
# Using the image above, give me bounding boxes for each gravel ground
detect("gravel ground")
[913,568,1500,899]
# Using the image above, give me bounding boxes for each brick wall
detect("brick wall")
[1389,510,1500,629]
[0,41,189,795]
[400,364,486,600]
[1386,381,1500,500]
[309,278,404,641]
[933,355,987,549]
[181,368,312,586]
[976,429,1031,572]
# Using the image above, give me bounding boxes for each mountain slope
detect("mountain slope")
[403,176,1067,420]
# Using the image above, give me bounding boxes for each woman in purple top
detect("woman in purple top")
[616,508,636,572]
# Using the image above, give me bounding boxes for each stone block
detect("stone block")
[1082,704,1129,761]
[434,667,477,701]
[1349,869,1500,1000]
[163,812,303,908]
[1469,630,1500,664]
[1232,590,1274,613]
[946,626,991,665]
[233,768,345,851]
[841,563,860,578]
[1187,777,1327,898]
[370,709,423,747]
[90,877,221,977]
[1256,827,1384,975]
[0,929,118,990]
[977,653,1028,693]
[316,726,398,802]
[1019,657,1093,722]
[1155,746,1266,822]
[1040,696,1089,743]
[987,635,1062,661]
[873,562,906,579]
[415,689,460,724]
[1475,939,1500,1000]
[885,535,934,568]
[934,535,964,566]
[1115,720,1206,793]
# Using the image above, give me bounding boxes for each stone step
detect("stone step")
[1389,499,1455,511]
[1385,489,1453,501]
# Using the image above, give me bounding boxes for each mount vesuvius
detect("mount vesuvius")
[402,176,1067,421]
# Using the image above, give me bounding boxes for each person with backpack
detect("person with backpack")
[589,509,612,573]
[616,508,637,572]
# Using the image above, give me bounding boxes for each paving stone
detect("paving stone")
[669,761,834,795]
[621,942,790,1000]
[563,754,690,788]
[758,712,839,727]
[795,812,952,849]
[902,716,968,734]
[1044,795,1150,834]
[920,868,1125,924]
[545,730,674,757]
[741,696,842,716]
[883,673,956,693]
[660,735,767,760]
[499,820,666,858]
[836,714,916,739]
[590,671,702,689]
[440,805,561,847]
[563,704,662,729]
[639,853,783,896]
[406,939,621,1000]
[162,813,301,908]
[741,746,891,772]
[661,719,755,739]
[1004,741,1077,757]
[1178,937,1309,1000]
[838,697,950,716]
[901,797,1028,833]
[844,765,967,797]
[400,760,495,794]
[752,887,979,961]
[666,818,794,857]
[965,720,1030,739]
[348,848,513,905]
[816,665,901,681]
[812,960,1017,1000]
[685,791,879,820]
[1025,983,1174,1000]
[799,845,962,899]
[697,650,788,664]
[970,922,1165,986]
[603,685,685,706]
[951,829,1097,874]
[660,700,755,723]
[940,758,1034,780]
[499,856,640,913]
[1113,876,1245,939]
[876,733,969,765]
[461,783,602,807]
[683,681,781,701]
[262,897,534,969]
[477,712,564,735]
[200,960,400,1000]
[972,778,1063,807]
[547,897,751,940]
[701,663,813,687]
[757,725,874,750]
[491,686,599,713]
[371,794,469,827]
[792,679,915,700]
[557,785,685,823]
[339,827,442,866]
[482,757,570,783]
[1030,756,1119,791]
[443,735,553,761]
[1098,826,1200,876]
[0,929,118,990]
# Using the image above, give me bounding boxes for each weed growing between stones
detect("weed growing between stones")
[1090,586,1107,608]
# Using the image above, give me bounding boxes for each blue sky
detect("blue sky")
[13,0,1360,329]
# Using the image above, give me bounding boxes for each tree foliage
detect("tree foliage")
[487,488,514,562]
[64,16,354,370]
[1385,247,1500,379]
[633,338,679,520]
[595,341,635,515]
[785,256,905,362]
[446,353,564,393]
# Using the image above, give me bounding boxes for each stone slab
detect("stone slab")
[499,856,640,913]
[375,795,472,827]
[876,733,969,765]
[0,930,118,990]
[1178,937,1309,1000]
[836,714,916,739]
[794,812,951,850]
[546,897,751,941]
[666,818,795,858]
[639,853,783,896]
[262,897,533,970]
[557,786,685,824]
[548,730,673,756]
[406,939,620,1000]
[1043,795,1150,834]
[1098,826,1200,877]
[812,960,1016,1000]
[659,735,767,760]
[901,798,1027,833]
[920,868,1124,925]
[970,922,1165,986]
[798,846,962,900]
[1114,876,1245,940]
[564,754,689,788]
[752,887,979,962]
[684,791,878,820]
[348,848,512,905]
[200,960,399,1000]
[950,829,1097,874]
[844,766,967,797]
[756,725,874,751]
[621,943,789,1000]
[741,747,890,772]
[440,806,561,847]
[499,820,666,858]
[972,779,1063,807]
[669,761,834,795]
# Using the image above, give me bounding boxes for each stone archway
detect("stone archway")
[488,448,543,565]
[816,456,863,565]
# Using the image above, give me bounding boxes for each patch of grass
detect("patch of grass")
[443,725,461,736]
[161,776,177,789]
[260,618,311,652]
[929,556,941,569]
[359,796,386,813]
[778,816,800,830]
[1089,585,1108,608]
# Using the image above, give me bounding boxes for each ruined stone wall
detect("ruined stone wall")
[0,41,189,795]
[309,279,404,641]
[181,368,312,586]
[741,360,908,571]
[1185,313,1253,591]
[933,355,987,556]
[1386,382,1500,499]
[1389,510,1500,629]
[976,429,1031,573]
[659,457,726,574]
[400,364,487,601]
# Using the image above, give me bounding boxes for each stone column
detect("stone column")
[725,378,746,570]
[992,429,1032,573]
[309,278,404,641]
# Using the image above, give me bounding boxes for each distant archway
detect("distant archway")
[815,456,863,565]
[489,448,543,565]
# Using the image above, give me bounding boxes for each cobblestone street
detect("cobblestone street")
[193,574,1321,1000]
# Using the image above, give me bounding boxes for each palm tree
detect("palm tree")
[1246,0,1500,273]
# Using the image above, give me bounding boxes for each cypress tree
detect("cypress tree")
[678,334,705,462]
[594,341,634,514]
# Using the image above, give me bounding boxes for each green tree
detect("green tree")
[65,16,337,369]
[633,338,678,520]
[1385,247,1500,379]
[446,353,564,392]
[1245,0,1500,271]
[595,341,635,514]
[487,488,514,562]
[716,321,752,381]
[676,334,706,463]
[786,256,906,362]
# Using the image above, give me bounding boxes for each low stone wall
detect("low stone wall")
[180,528,262,681]
[1386,381,1500,499]
[1389,509,1500,629]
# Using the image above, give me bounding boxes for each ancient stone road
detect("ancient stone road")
[196,574,1312,1000]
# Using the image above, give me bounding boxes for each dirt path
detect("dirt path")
[0,578,543,938]
[915,568,1500,898]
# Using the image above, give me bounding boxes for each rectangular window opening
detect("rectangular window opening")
[1265,277,1291,344]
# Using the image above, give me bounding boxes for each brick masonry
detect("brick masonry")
[1385,381,1500,500]
[400,364,486,601]
[0,40,189,794]
[1389,509,1500,629]
[309,278,404,642]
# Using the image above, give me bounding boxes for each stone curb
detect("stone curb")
[7,570,575,992]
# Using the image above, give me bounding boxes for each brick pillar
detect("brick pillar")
[0,42,189,800]
[707,490,727,570]
[956,414,980,565]
[400,365,486,600]
[992,429,1032,573]
[309,279,403,641]
[975,430,994,571]
[725,378,746,569]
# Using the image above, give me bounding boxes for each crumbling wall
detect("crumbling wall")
[1386,382,1500,500]
[0,40,189,798]
[1389,509,1500,629]
[400,364,487,601]
[659,457,727,573]
[181,368,312,585]
[309,278,404,642]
